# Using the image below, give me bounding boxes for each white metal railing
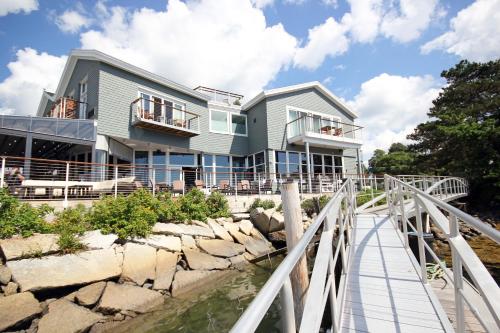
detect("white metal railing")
[287,115,363,141]
[385,175,499,333]
[230,178,356,332]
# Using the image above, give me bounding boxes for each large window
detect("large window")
[169,153,195,166]
[275,151,287,176]
[210,109,247,136]
[138,90,185,124]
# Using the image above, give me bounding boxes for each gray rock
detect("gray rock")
[191,220,210,229]
[97,282,164,314]
[79,230,118,250]
[7,249,122,292]
[132,235,181,252]
[232,213,250,222]
[37,299,104,333]
[171,270,220,297]
[0,292,42,332]
[249,207,264,221]
[198,239,245,258]
[238,220,254,235]
[244,238,271,257]
[207,219,233,241]
[0,265,11,285]
[181,235,196,249]
[121,243,156,286]
[153,250,178,290]
[153,223,214,238]
[0,234,59,260]
[183,249,230,270]
[152,223,183,235]
[223,222,240,234]
[269,212,285,232]
[75,281,106,307]
[252,209,274,234]
[228,229,250,245]
[2,281,18,296]
[250,228,270,244]
[229,255,247,268]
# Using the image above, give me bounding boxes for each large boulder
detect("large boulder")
[237,220,254,235]
[232,213,250,222]
[249,207,264,221]
[198,239,245,258]
[269,212,285,232]
[0,234,59,260]
[7,249,122,292]
[152,223,214,238]
[0,292,42,332]
[171,270,220,297]
[245,238,272,257]
[207,219,233,241]
[223,222,239,234]
[97,282,164,314]
[121,243,156,286]
[0,265,11,284]
[132,235,181,252]
[79,230,117,250]
[183,249,230,270]
[75,281,107,307]
[153,250,178,290]
[37,299,104,333]
[228,230,249,245]
[252,209,274,234]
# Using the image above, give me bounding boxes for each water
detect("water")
[109,256,283,333]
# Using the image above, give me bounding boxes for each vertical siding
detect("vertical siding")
[63,60,99,118]
[97,63,248,156]
[246,100,268,155]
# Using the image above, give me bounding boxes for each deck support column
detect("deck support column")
[305,141,312,193]
[23,132,32,179]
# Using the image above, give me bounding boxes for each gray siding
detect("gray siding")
[246,100,268,155]
[265,88,355,151]
[97,63,248,156]
[63,60,99,118]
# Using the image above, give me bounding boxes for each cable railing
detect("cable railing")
[385,175,499,333]
[230,178,356,332]
[287,115,363,141]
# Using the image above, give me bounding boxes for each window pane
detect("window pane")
[275,151,286,163]
[334,156,342,167]
[324,155,333,166]
[135,151,148,165]
[289,164,300,173]
[313,154,322,165]
[211,110,228,133]
[204,155,213,166]
[276,163,287,174]
[256,165,265,173]
[314,165,322,174]
[232,156,246,168]
[170,153,194,165]
[231,114,247,135]
[301,153,307,164]
[325,166,333,174]
[215,155,230,167]
[141,94,150,112]
[288,152,299,164]
[255,152,265,165]
[248,155,254,167]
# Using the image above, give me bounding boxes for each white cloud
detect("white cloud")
[341,0,383,43]
[293,17,349,70]
[250,0,275,8]
[421,0,500,62]
[346,73,442,160]
[79,0,297,97]
[0,48,67,116]
[0,0,38,16]
[380,0,442,43]
[322,0,338,7]
[55,9,92,34]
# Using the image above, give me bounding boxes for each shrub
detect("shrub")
[52,204,90,253]
[356,189,385,207]
[156,192,186,222]
[90,194,157,240]
[301,195,331,217]
[0,189,52,238]
[249,198,275,210]
[206,191,230,218]
[178,188,209,221]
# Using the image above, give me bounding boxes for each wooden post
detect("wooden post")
[281,181,309,327]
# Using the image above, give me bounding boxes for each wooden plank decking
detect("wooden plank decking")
[341,214,450,332]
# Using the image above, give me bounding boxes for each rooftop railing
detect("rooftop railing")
[0,115,96,141]
[194,86,243,106]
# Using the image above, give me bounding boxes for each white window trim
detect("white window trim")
[209,109,248,136]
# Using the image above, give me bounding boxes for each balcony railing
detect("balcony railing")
[131,97,200,137]
[194,86,243,106]
[0,115,96,141]
[50,97,87,119]
[287,115,362,148]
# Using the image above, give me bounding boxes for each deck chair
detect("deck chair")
[172,180,185,195]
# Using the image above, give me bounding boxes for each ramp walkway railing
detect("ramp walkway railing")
[231,175,500,333]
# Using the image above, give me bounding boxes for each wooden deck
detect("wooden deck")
[341,214,451,333]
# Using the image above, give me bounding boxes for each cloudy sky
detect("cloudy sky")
[0,0,499,161]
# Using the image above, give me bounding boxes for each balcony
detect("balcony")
[50,97,87,119]
[131,97,200,137]
[287,115,362,149]
[194,86,243,106]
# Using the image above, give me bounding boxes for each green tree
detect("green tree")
[408,59,500,205]
[368,143,416,175]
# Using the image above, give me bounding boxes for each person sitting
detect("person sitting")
[6,167,25,196]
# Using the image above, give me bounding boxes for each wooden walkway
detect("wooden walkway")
[341,214,451,333]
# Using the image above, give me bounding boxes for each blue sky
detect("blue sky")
[0,0,498,160]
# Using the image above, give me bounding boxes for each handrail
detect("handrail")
[287,114,363,131]
[385,175,499,332]
[230,178,355,332]
[131,97,199,117]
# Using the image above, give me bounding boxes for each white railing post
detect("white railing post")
[450,214,466,333]
[152,169,156,196]
[258,174,261,197]
[114,165,118,198]
[279,277,296,333]
[414,196,428,284]
[235,173,238,199]
[63,162,69,208]
[0,157,5,188]
[398,184,409,248]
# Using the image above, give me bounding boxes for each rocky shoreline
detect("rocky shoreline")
[0,212,280,333]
